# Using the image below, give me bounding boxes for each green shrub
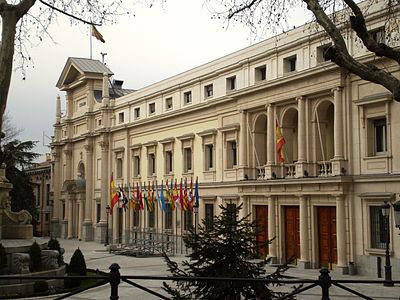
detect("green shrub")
[68,248,86,276]
[0,243,7,269]
[29,241,42,272]
[47,238,62,265]
[33,280,49,293]
[64,248,87,289]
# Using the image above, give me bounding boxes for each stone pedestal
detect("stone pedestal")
[331,159,347,176]
[95,222,108,244]
[82,221,94,241]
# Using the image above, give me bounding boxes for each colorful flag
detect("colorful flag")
[194,176,199,208]
[188,177,194,211]
[180,178,185,210]
[166,179,175,211]
[182,178,188,211]
[276,120,286,163]
[119,185,128,211]
[110,173,118,213]
[160,180,166,211]
[137,183,144,210]
[91,25,105,43]
[143,182,149,211]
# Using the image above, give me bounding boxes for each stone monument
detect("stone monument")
[0,166,33,239]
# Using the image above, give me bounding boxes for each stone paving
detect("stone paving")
[21,238,400,299]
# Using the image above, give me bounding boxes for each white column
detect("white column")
[267,196,277,263]
[299,195,310,269]
[100,140,109,223]
[84,144,93,222]
[267,104,275,165]
[67,197,73,239]
[333,87,344,159]
[239,110,247,168]
[297,96,306,163]
[336,195,348,272]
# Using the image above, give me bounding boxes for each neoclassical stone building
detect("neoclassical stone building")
[51,1,400,276]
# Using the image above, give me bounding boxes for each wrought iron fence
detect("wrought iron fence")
[0,265,399,299]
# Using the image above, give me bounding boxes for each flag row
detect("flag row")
[109,175,199,213]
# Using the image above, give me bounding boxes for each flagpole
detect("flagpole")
[89,25,93,59]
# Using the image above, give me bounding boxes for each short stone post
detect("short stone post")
[319,268,331,300]
[109,263,120,300]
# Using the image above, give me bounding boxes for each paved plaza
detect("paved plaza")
[21,238,400,299]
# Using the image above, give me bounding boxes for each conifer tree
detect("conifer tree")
[163,203,291,299]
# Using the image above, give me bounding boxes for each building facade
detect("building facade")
[51,1,400,276]
[26,154,52,236]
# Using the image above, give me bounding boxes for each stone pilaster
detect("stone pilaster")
[51,149,61,237]
[97,138,109,243]
[267,196,278,264]
[336,195,349,274]
[82,142,94,241]
[331,87,347,176]
[238,110,248,180]
[298,195,311,269]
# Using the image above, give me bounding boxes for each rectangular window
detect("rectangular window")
[118,112,124,124]
[148,210,155,228]
[317,44,331,63]
[165,97,173,110]
[148,153,156,175]
[374,118,387,155]
[116,158,123,178]
[165,202,173,230]
[205,203,214,231]
[370,206,387,249]
[165,150,173,174]
[149,103,156,114]
[97,119,102,127]
[184,91,192,105]
[133,211,140,227]
[371,27,385,43]
[133,155,141,177]
[62,202,66,220]
[205,144,214,170]
[226,76,236,91]
[184,210,193,231]
[204,84,213,98]
[184,148,192,173]
[134,107,141,119]
[97,159,101,180]
[227,141,237,168]
[284,55,297,72]
[255,65,266,81]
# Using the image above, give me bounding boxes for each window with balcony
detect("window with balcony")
[204,84,213,98]
[184,91,192,105]
[255,65,266,82]
[116,157,123,178]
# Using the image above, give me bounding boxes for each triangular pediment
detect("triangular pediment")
[56,57,114,90]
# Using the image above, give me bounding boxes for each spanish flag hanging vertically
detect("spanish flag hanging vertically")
[276,120,286,163]
[91,25,105,43]
[110,173,118,213]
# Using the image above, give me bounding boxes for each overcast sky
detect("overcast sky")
[6,0,310,161]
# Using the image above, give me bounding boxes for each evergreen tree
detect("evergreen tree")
[29,241,42,272]
[68,248,87,276]
[163,203,291,300]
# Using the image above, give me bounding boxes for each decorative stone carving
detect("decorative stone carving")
[42,250,59,270]
[11,253,30,274]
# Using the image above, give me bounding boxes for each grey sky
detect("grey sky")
[6,0,309,161]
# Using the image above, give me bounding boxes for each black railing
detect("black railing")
[1,265,399,299]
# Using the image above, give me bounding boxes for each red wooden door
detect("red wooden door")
[255,205,268,257]
[284,206,300,263]
[318,206,337,269]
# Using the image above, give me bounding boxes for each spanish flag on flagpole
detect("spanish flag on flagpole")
[110,173,118,213]
[92,25,105,43]
[276,120,286,163]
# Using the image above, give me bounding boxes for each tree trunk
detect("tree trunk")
[0,9,18,137]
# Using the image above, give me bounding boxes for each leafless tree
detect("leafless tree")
[0,0,131,137]
[205,0,400,101]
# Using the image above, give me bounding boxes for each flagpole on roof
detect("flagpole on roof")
[89,25,93,59]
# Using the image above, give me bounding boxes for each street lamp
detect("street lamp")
[381,201,393,287]
[193,205,199,235]
[105,205,110,247]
